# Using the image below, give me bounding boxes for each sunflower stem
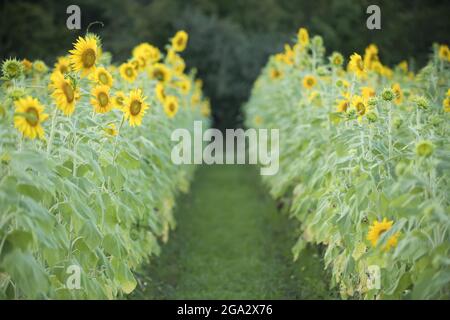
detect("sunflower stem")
[46,107,58,155]
[112,115,125,164]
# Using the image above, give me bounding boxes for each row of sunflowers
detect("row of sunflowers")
[0,31,210,298]
[245,28,449,299]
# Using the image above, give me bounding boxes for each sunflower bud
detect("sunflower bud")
[413,95,430,110]
[415,140,434,157]
[393,117,403,128]
[329,52,344,67]
[1,58,24,80]
[395,162,408,176]
[366,111,378,123]
[381,88,395,102]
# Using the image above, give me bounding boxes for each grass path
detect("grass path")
[132,165,334,299]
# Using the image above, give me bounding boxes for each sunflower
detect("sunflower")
[443,97,450,113]
[104,123,118,137]
[123,89,149,127]
[90,85,113,114]
[392,83,403,105]
[176,78,191,95]
[54,56,71,75]
[348,53,366,78]
[119,62,137,83]
[14,96,49,140]
[166,50,186,74]
[148,63,171,83]
[302,75,317,90]
[163,95,179,119]
[397,60,408,73]
[51,72,80,115]
[33,60,48,74]
[171,30,188,52]
[336,100,349,113]
[438,44,450,62]
[155,83,166,104]
[201,99,211,117]
[69,35,99,77]
[133,43,161,64]
[297,27,309,47]
[2,58,24,80]
[270,68,282,80]
[367,218,399,250]
[352,95,368,117]
[363,44,379,70]
[113,91,126,110]
[361,86,375,100]
[21,59,33,74]
[91,67,113,87]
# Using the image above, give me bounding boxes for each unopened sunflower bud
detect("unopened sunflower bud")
[382,88,395,102]
[1,58,24,80]
[415,140,434,157]
[413,95,430,110]
[366,111,378,122]
[393,117,403,128]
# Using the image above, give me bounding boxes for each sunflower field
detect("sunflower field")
[244,28,450,299]
[0,31,210,299]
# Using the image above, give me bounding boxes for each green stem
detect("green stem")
[46,107,58,155]
[112,115,125,164]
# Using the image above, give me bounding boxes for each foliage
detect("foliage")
[0,32,209,299]
[244,29,450,299]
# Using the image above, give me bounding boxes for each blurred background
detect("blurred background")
[1,0,449,128]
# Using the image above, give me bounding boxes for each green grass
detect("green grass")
[131,165,335,299]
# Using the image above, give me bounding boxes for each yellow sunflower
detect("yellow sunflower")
[119,62,137,83]
[90,67,113,87]
[336,100,349,113]
[270,68,283,80]
[367,218,399,250]
[171,30,188,52]
[148,63,171,83]
[361,86,375,100]
[69,35,99,77]
[352,95,368,117]
[113,91,126,110]
[348,53,366,78]
[443,97,450,112]
[302,75,317,90]
[175,78,191,95]
[133,43,161,64]
[155,83,166,104]
[14,96,49,140]
[21,59,33,74]
[297,27,309,47]
[123,89,149,127]
[90,85,113,113]
[438,44,450,62]
[51,72,80,115]
[201,99,211,117]
[104,123,118,137]
[392,83,403,105]
[163,95,179,119]
[54,56,72,75]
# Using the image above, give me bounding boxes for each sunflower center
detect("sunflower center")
[116,96,124,106]
[99,72,109,85]
[25,107,39,127]
[130,100,142,116]
[356,102,366,115]
[154,69,164,81]
[60,65,69,74]
[126,67,134,77]
[98,92,109,108]
[169,102,175,112]
[62,82,75,103]
[307,78,314,86]
[82,48,96,68]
